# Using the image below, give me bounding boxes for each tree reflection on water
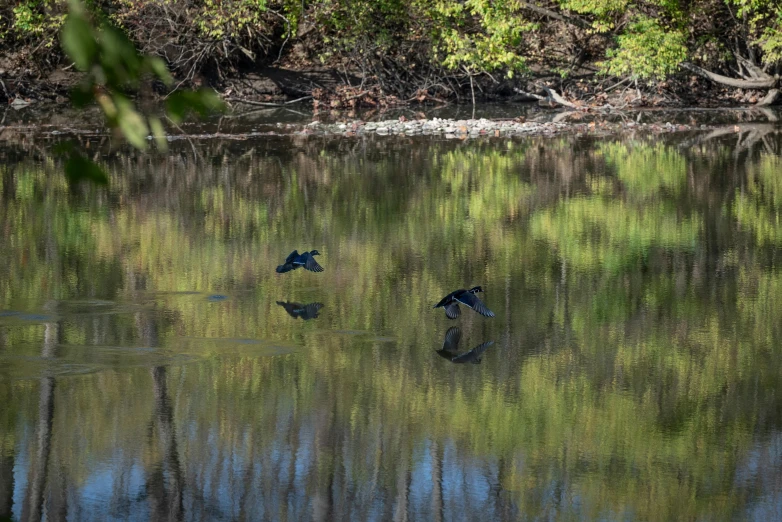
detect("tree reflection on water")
[1,130,782,520]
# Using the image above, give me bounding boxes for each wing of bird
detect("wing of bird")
[304,255,324,272]
[285,250,299,263]
[441,327,461,353]
[455,292,495,317]
[452,341,494,364]
[433,290,459,309]
[303,303,324,319]
[444,302,460,319]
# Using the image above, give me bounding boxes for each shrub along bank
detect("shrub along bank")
[3,0,782,107]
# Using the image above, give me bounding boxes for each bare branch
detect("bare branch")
[517,1,591,29]
[735,55,772,80]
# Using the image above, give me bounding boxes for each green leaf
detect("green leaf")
[61,12,97,71]
[70,83,94,108]
[149,116,168,151]
[166,89,225,124]
[64,152,109,185]
[114,95,149,150]
[146,56,174,86]
[99,24,142,85]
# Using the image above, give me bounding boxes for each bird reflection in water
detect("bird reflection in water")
[436,327,494,364]
[276,301,324,320]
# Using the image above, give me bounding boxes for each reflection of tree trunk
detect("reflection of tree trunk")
[431,440,443,522]
[237,459,256,520]
[312,404,337,522]
[495,458,512,521]
[284,419,299,520]
[0,363,14,518]
[139,308,184,522]
[147,366,184,522]
[0,451,14,520]
[21,322,58,522]
[312,462,335,522]
[47,464,68,522]
[392,453,410,522]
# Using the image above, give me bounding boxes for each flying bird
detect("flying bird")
[433,286,494,319]
[276,301,324,320]
[276,250,324,273]
[435,327,494,364]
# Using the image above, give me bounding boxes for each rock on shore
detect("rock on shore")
[293,117,694,138]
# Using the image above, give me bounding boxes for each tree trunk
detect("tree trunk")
[682,62,778,89]
[757,89,782,106]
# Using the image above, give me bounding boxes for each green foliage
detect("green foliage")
[64,151,109,185]
[59,0,224,183]
[432,0,531,76]
[2,0,66,48]
[61,5,96,70]
[601,17,687,80]
[110,0,296,75]
[193,0,268,39]
[166,89,225,124]
[558,0,629,31]
[62,1,166,153]
[311,0,530,84]
[759,13,782,64]
[13,2,49,34]
[10,0,782,100]
[558,0,629,16]
[721,0,782,67]
[11,0,66,34]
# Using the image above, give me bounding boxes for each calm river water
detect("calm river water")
[2,125,782,521]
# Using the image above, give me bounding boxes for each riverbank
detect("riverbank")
[3,102,779,146]
[1,64,775,113]
[7,0,782,119]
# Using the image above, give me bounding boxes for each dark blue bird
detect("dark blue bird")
[436,327,494,364]
[276,250,324,273]
[433,286,494,319]
[276,301,324,320]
